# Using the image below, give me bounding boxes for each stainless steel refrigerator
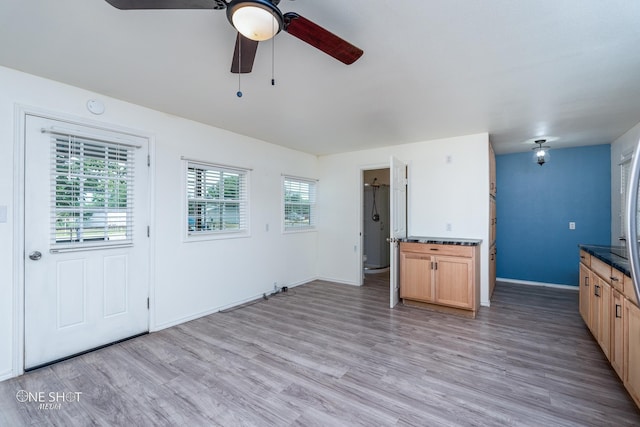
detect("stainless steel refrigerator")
[624,141,640,303]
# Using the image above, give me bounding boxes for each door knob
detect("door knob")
[28,251,42,261]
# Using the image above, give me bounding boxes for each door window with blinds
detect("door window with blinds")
[283,176,317,231]
[51,132,136,250]
[185,161,249,239]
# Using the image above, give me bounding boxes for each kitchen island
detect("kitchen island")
[578,244,640,409]
[399,237,481,317]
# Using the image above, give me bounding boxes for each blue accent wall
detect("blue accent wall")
[496,145,611,286]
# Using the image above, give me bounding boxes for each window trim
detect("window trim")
[183,159,250,242]
[282,175,317,233]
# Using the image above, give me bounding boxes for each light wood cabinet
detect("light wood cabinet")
[400,242,480,316]
[624,300,640,406]
[399,251,433,302]
[589,275,601,340]
[579,262,591,325]
[434,256,474,309]
[625,274,639,306]
[489,143,496,197]
[489,198,496,244]
[489,143,497,298]
[611,289,625,378]
[489,246,497,297]
[598,279,612,359]
[579,247,640,409]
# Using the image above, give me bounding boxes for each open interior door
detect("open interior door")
[389,156,407,308]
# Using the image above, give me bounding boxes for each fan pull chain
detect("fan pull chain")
[237,34,243,98]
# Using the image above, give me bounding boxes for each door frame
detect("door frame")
[359,164,391,285]
[12,104,156,377]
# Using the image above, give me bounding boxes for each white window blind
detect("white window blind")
[283,176,317,231]
[186,162,248,236]
[51,134,135,249]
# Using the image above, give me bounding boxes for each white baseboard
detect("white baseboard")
[315,276,361,287]
[497,277,578,291]
[151,277,317,332]
[0,368,14,382]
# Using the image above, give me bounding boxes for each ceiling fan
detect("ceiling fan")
[104,0,364,74]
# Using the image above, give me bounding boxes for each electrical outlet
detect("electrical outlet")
[446,223,452,232]
[569,221,576,230]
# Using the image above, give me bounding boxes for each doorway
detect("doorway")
[363,169,390,274]
[22,114,151,370]
[360,158,407,308]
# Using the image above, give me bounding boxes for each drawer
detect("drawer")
[624,274,639,306]
[400,242,473,258]
[579,250,590,267]
[610,268,624,292]
[591,257,612,284]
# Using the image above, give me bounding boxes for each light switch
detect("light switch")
[0,205,6,223]
[569,221,576,230]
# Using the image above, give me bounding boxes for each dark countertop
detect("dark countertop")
[401,236,482,246]
[579,244,631,277]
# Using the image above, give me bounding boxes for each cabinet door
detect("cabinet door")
[624,301,640,407]
[489,246,497,298]
[434,256,473,309]
[611,289,624,378]
[590,276,601,340]
[489,198,496,244]
[579,263,591,325]
[400,251,433,302]
[489,143,496,196]
[599,281,611,359]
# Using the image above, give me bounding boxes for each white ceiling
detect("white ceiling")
[2,0,640,155]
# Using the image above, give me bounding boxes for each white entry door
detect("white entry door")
[24,115,150,369]
[389,156,407,308]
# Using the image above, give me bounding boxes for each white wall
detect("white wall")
[0,65,492,382]
[316,133,491,303]
[611,120,640,245]
[0,66,318,380]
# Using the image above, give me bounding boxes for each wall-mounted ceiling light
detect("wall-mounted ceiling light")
[227,0,284,42]
[533,139,550,166]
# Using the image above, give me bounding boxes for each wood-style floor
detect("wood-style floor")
[1,273,639,426]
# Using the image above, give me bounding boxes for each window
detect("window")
[186,161,249,237]
[51,133,135,250]
[283,176,316,231]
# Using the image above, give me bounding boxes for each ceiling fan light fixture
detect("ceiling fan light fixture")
[227,0,283,42]
[533,139,550,166]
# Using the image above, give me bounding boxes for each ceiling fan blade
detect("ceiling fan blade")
[104,0,225,10]
[283,12,363,65]
[231,33,259,74]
